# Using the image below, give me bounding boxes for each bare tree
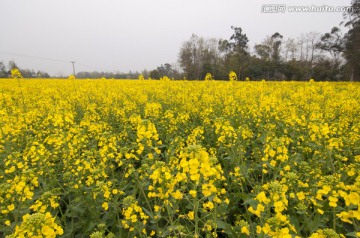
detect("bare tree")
[179,34,223,79]
[283,38,298,61]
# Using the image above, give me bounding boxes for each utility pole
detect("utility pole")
[71,61,76,76]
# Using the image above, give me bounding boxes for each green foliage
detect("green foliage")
[150,69,160,80]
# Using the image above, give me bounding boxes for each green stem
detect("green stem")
[134,175,159,230]
[194,197,199,237]
[332,208,336,232]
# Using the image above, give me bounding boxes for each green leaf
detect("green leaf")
[231,192,248,201]
[307,213,321,233]
[346,232,358,237]
[142,207,154,220]
[84,220,98,233]
[244,198,257,208]
[215,219,237,238]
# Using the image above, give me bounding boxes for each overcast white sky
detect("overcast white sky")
[0,0,351,76]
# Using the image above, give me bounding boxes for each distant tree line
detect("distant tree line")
[76,71,141,79]
[0,60,51,78]
[176,0,359,81]
[0,60,144,79]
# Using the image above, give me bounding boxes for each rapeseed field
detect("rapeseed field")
[0,78,359,237]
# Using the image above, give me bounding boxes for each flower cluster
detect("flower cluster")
[6,212,63,238]
[10,68,23,78]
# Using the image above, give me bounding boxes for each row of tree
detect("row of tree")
[0,60,145,79]
[0,61,51,78]
[0,59,181,80]
[177,0,359,81]
[76,71,142,79]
